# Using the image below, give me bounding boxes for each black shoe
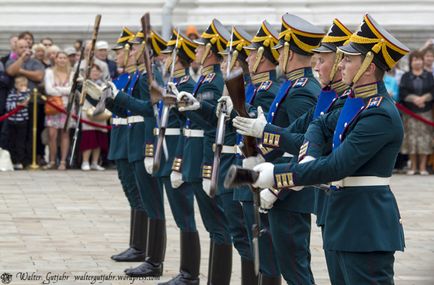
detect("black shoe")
[158,273,199,285]
[111,247,146,262]
[111,209,148,262]
[207,241,232,285]
[241,258,258,285]
[158,231,201,285]
[125,261,163,277]
[125,219,166,277]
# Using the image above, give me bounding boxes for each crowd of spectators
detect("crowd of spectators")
[0,31,114,171]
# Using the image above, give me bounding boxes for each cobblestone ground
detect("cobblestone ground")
[0,170,433,285]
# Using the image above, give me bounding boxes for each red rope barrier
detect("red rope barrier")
[395,102,434,127]
[44,98,112,130]
[0,105,25,122]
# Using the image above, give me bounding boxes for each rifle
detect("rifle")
[209,101,227,197]
[140,13,162,105]
[152,29,180,173]
[70,14,102,166]
[225,68,262,276]
[208,28,235,197]
[64,45,85,131]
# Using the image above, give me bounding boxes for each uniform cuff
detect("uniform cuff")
[262,124,282,148]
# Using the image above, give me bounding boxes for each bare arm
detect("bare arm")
[19,68,44,83]
[6,57,24,76]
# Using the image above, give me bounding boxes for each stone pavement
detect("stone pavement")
[0,170,433,285]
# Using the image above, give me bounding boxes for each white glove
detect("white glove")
[170,171,184,189]
[242,154,265,170]
[260,188,279,210]
[84,79,105,100]
[233,106,267,138]
[252,162,275,189]
[216,95,233,118]
[299,155,315,164]
[106,81,119,97]
[177,91,200,111]
[167,82,180,96]
[282,155,316,192]
[202,178,212,197]
[144,157,153,174]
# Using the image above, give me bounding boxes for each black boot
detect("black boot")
[111,209,147,262]
[207,241,232,285]
[125,219,166,277]
[241,258,258,285]
[259,275,281,285]
[158,231,201,285]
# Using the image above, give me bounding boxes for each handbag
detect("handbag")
[44,96,63,115]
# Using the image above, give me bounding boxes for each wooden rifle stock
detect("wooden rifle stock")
[79,14,101,106]
[140,13,161,105]
[225,70,258,158]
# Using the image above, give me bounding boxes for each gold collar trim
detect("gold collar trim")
[354,82,378,98]
[125,65,137,73]
[173,69,186,78]
[331,80,347,94]
[201,65,214,76]
[251,72,270,84]
[286,68,304,81]
[137,63,146,73]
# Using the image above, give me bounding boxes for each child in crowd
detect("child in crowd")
[6,76,30,169]
[80,64,108,171]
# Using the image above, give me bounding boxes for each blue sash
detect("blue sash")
[245,82,256,105]
[266,80,292,123]
[332,97,365,150]
[185,75,205,129]
[313,89,337,119]
[126,70,140,127]
[113,72,131,91]
[112,72,132,121]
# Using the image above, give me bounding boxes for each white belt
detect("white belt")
[127,116,144,124]
[331,176,391,188]
[153,128,181,136]
[282,152,294,158]
[183,129,204,137]
[112,118,128,125]
[213,144,238,154]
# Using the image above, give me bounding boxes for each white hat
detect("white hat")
[96,41,109,50]
[64,47,76,56]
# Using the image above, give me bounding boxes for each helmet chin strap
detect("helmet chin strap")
[351,51,374,88]
[201,43,212,66]
[282,42,290,74]
[122,43,130,68]
[328,50,343,84]
[229,50,238,72]
[164,52,174,73]
[252,47,264,73]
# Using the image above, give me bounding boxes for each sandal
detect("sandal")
[43,161,56,170]
[58,161,67,171]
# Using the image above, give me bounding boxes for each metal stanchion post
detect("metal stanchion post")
[29,88,39,170]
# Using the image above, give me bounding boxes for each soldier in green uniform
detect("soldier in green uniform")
[170,19,233,285]
[92,28,149,263]
[149,29,201,285]
[233,18,353,283]
[250,14,409,284]
[233,13,325,284]
[218,21,282,285]
[87,30,169,277]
